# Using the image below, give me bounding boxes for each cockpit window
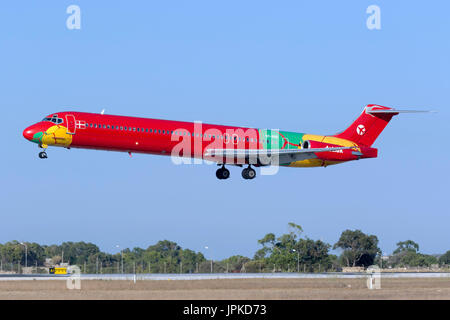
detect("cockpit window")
[42,114,64,124]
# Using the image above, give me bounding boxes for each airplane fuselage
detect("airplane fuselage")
[23,111,377,170]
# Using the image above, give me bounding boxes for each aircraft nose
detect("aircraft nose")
[23,127,34,141]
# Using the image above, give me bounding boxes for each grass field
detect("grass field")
[0,278,449,299]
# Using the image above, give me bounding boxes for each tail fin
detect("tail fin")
[334,104,431,146]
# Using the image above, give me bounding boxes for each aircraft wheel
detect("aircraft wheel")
[38,151,48,159]
[216,167,230,180]
[242,167,256,179]
[221,168,230,179]
[242,168,249,179]
[247,167,256,179]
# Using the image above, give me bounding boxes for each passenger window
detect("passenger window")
[137,128,140,132]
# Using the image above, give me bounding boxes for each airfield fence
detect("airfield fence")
[1,261,337,274]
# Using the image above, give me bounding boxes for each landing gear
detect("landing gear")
[216,166,230,180]
[241,166,256,180]
[38,151,48,159]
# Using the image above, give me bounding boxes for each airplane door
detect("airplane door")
[65,115,76,134]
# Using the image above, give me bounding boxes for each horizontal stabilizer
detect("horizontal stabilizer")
[366,109,436,114]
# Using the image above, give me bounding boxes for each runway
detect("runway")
[1,272,449,281]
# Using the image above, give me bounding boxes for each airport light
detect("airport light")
[20,242,27,269]
[205,246,212,273]
[292,249,299,273]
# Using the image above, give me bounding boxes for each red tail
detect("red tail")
[334,104,397,146]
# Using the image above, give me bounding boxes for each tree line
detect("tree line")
[1,223,448,273]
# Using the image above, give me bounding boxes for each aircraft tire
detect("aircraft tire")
[221,168,230,179]
[247,168,256,179]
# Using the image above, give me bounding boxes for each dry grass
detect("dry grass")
[0,278,449,300]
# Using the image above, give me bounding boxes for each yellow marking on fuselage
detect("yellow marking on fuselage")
[286,134,358,167]
[302,134,325,143]
[41,125,73,147]
[322,136,358,148]
[287,159,343,167]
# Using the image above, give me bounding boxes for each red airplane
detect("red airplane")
[23,104,429,179]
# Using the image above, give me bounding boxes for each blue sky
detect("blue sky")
[1,1,449,259]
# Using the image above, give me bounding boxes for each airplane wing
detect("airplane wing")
[204,146,356,165]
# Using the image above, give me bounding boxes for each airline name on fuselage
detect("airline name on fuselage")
[325,145,344,153]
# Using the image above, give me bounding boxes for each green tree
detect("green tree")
[220,255,250,272]
[396,251,437,267]
[255,222,332,272]
[393,240,419,254]
[387,240,439,268]
[333,230,380,267]
[439,250,450,266]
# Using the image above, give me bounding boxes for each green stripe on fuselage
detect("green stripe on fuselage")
[258,129,305,150]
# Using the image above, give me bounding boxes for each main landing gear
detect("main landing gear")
[38,151,48,159]
[241,165,256,180]
[216,165,230,180]
[215,165,257,180]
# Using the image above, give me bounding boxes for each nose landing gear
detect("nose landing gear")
[242,166,256,180]
[216,165,230,180]
[38,151,48,159]
[39,151,47,159]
